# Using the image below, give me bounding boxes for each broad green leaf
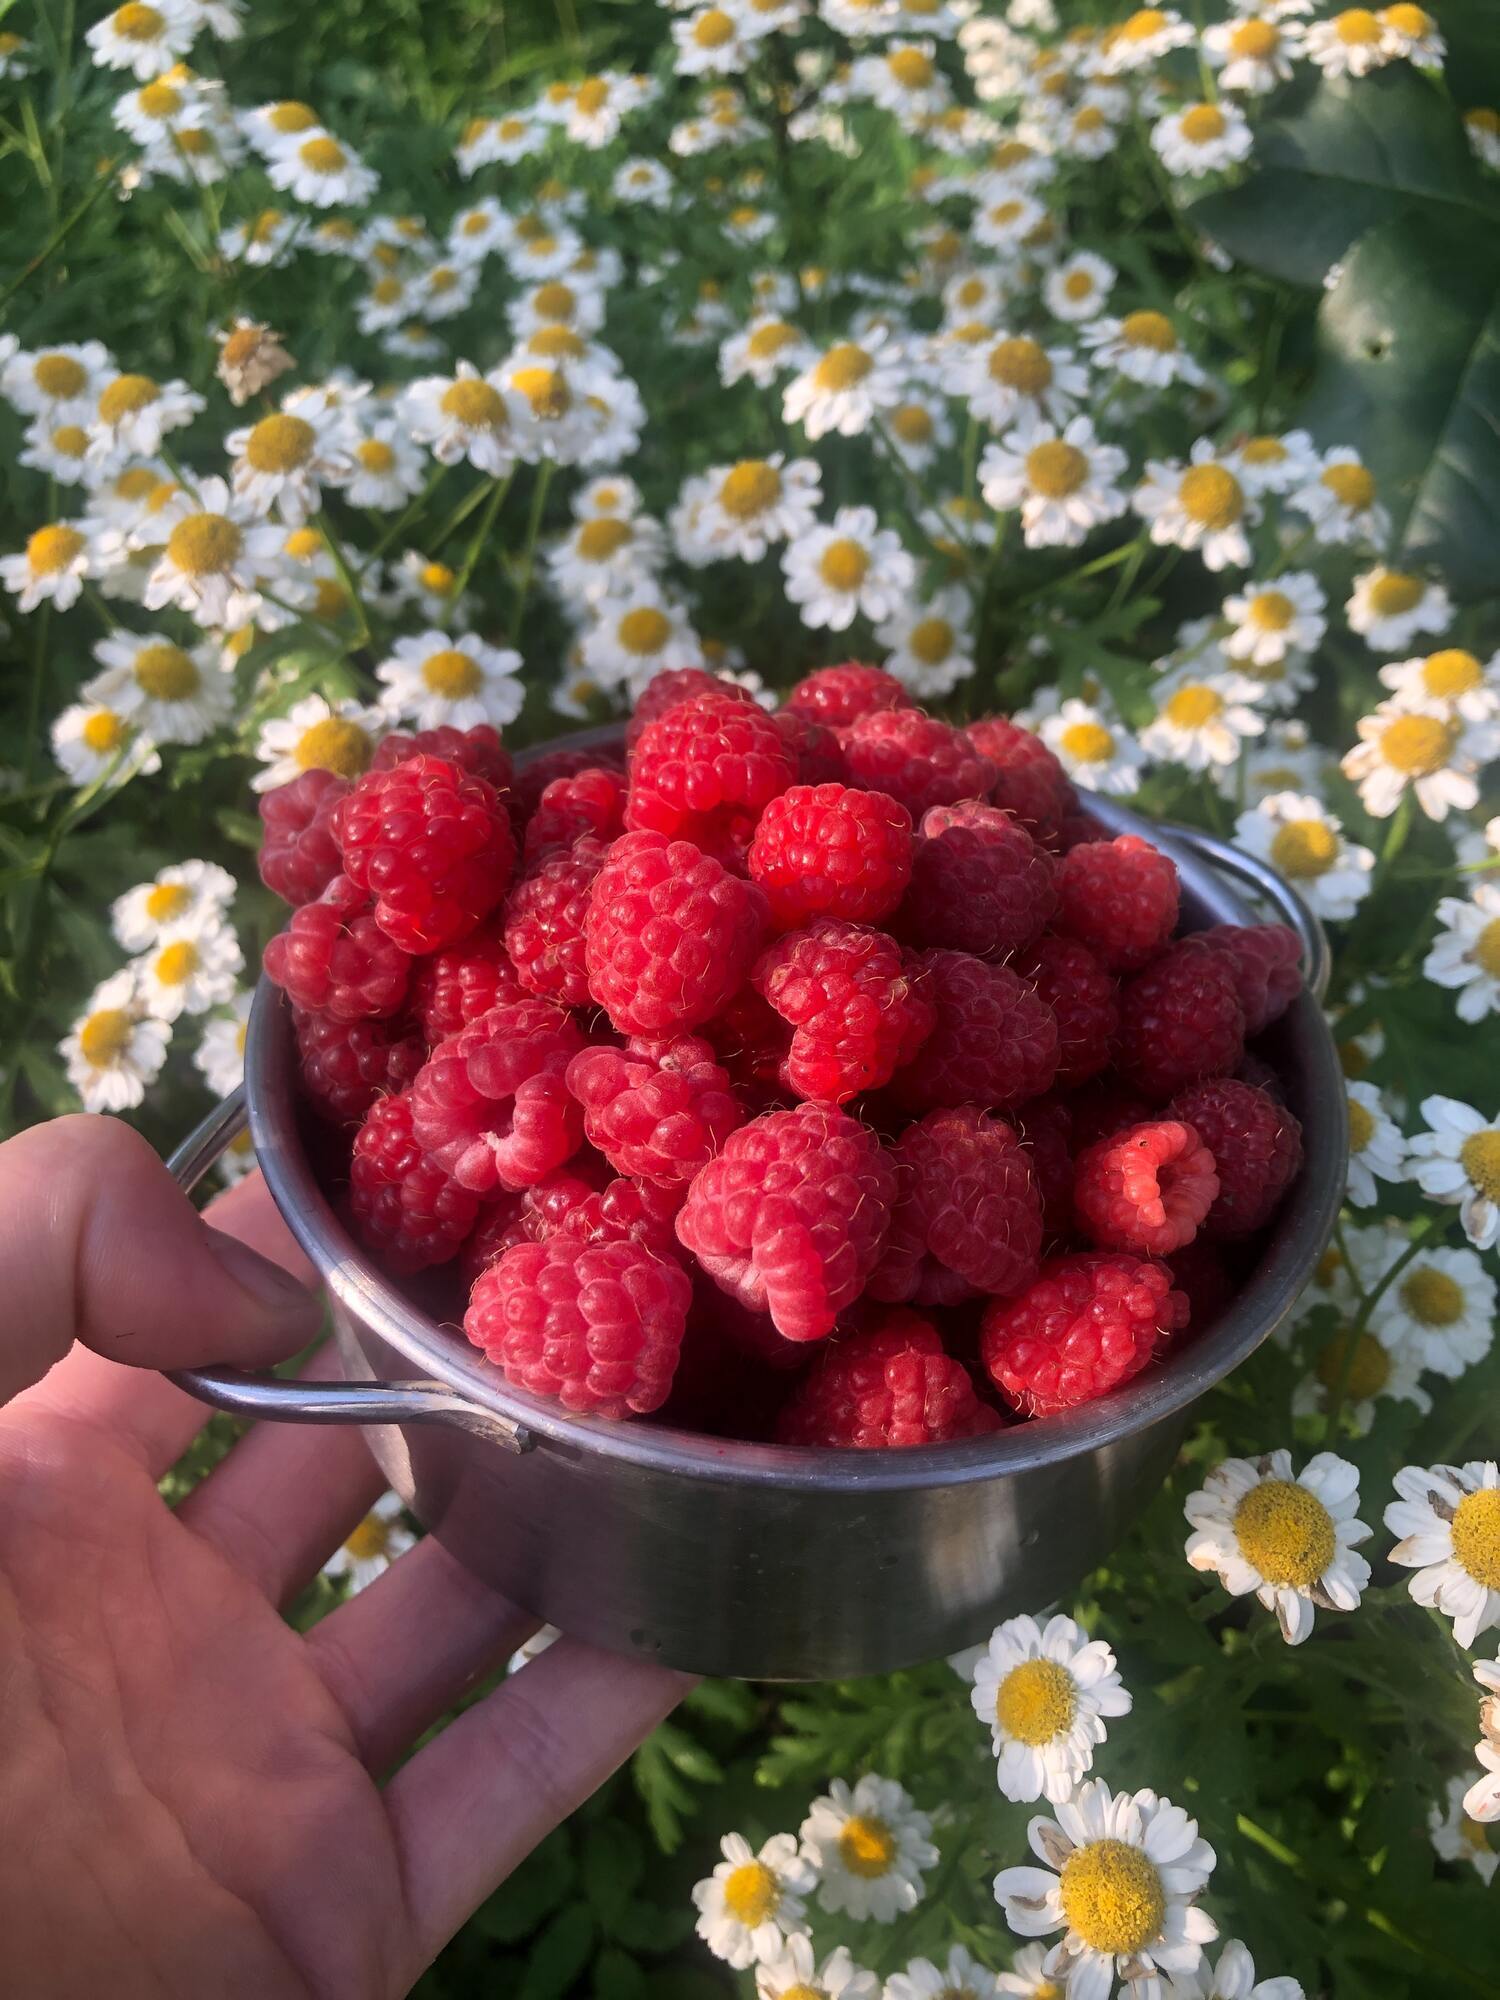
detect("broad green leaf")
[516,1905,595,2000]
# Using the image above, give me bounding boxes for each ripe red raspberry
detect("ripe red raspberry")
[625,691,795,851]
[409,922,526,1047]
[460,1157,614,1283]
[1058,810,1109,851]
[980,1252,1188,1417]
[871,1107,1042,1307]
[965,718,1074,845]
[747,783,913,931]
[258,769,347,904]
[555,1173,686,1250]
[902,801,1056,958]
[464,1232,691,1418]
[842,709,996,823]
[890,950,1058,1112]
[373,723,513,797]
[785,662,913,730]
[753,920,934,1103]
[584,831,767,1036]
[263,875,410,1022]
[1053,835,1180,972]
[1066,1077,1155,1150]
[1015,935,1118,1087]
[566,1036,744,1187]
[503,836,607,1009]
[777,1310,1000,1448]
[336,753,516,955]
[1116,940,1246,1099]
[625,666,757,749]
[1196,924,1302,1035]
[411,998,585,1193]
[514,744,625,822]
[1167,1078,1303,1238]
[772,708,846,786]
[699,984,791,1107]
[1016,1094,1075,1239]
[676,1104,896,1342]
[1073,1119,1220,1257]
[349,1089,480,1273]
[522,766,627,863]
[293,1006,424,1124]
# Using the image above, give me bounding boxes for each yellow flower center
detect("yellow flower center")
[837,1814,896,1879]
[357,439,396,474]
[1452,1488,1500,1589]
[813,343,874,393]
[890,405,935,449]
[155,938,200,987]
[245,412,316,474]
[114,467,160,505]
[422,648,483,697]
[987,199,1026,228]
[693,6,736,45]
[1247,589,1295,631]
[1058,1840,1165,1954]
[133,642,199,701]
[722,1859,779,1925]
[1321,460,1376,509]
[1367,571,1424,616]
[81,710,128,754]
[1178,464,1244,530]
[717,459,782,519]
[1469,108,1500,137]
[300,135,347,174]
[97,374,160,424]
[1422,649,1482,698]
[1120,309,1177,353]
[1164,683,1224,729]
[247,210,284,245]
[167,513,242,576]
[511,364,571,417]
[1232,1478,1336,1588]
[1074,106,1107,134]
[1347,1096,1375,1153]
[282,527,323,563]
[1120,8,1169,40]
[427,265,459,293]
[79,1008,134,1067]
[532,280,579,324]
[441,377,507,429]
[268,100,318,133]
[1334,7,1383,43]
[1379,712,1456,776]
[371,276,404,306]
[1180,103,1228,144]
[137,80,182,116]
[988,336,1052,395]
[114,4,166,39]
[145,882,193,923]
[1474,919,1500,979]
[172,126,212,156]
[818,538,870,592]
[746,321,797,361]
[1461,1815,1493,1853]
[888,47,934,88]
[34,353,89,399]
[294,716,372,776]
[1314,1328,1390,1399]
[1240,434,1288,466]
[1270,818,1339,879]
[28,524,85,574]
[1026,440,1089,498]
[312,578,348,620]
[1338,1036,1370,1080]
[994,1657,1076,1745]
[1459,1129,1500,1201]
[343,1513,395,1561]
[1058,720,1116,764]
[1400,1266,1465,1326]
[1230,18,1280,58]
[573,517,631,562]
[904,616,953,665]
[527,326,587,362]
[1382,3,1431,31]
[618,607,672,655]
[419,560,456,593]
[780,1989,822,2000]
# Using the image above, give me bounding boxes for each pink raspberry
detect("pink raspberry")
[676,1104,896,1342]
[1196,924,1302,1035]
[902,800,1056,958]
[514,744,625,822]
[336,753,516,956]
[1073,1119,1220,1257]
[258,769,347,904]
[349,1089,480,1272]
[409,923,526,1046]
[747,783,913,931]
[1053,835,1180,972]
[373,722,513,797]
[965,718,1074,846]
[625,691,795,852]
[555,1173,686,1250]
[460,1158,614,1283]
[411,998,585,1193]
[503,836,607,1009]
[566,1036,744,1187]
[522,766,627,863]
[753,920,934,1104]
[890,950,1058,1112]
[1116,940,1246,1099]
[871,1106,1042,1307]
[293,1006,425,1124]
[842,709,996,823]
[263,875,410,1022]
[980,1252,1189,1418]
[625,666,757,750]
[1167,1077,1302,1238]
[777,1310,1001,1448]
[1016,1094,1075,1239]
[785,662,913,730]
[464,1232,692,1418]
[772,708,847,786]
[698,985,792,1107]
[1015,934,1118,1086]
[584,831,767,1036]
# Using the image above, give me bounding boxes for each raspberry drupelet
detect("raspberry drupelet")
[964,716,1074,845]
[1115,939,1247,1099]
[901,799,1056,959]
[263,874,410,1023]
[752,919,934,1104]
[676,1103,896,1342]
[349,1089,481,1273]
[258,768,348,905]
[522,766,627,863]
[784,661,914,730]
[840,708,997,822]
[411,997,585,1194]
[890,949,1059,1112]
[294,1007,425,1124]
[372,722,513,796]
[1052,834,1180,972]
[624,690,795,852]
[336,752,516,955]
[1167,1077,1303,1237]
[513,743,625,822]
[772,708,847,786]
[1015,934,1118,1086]
[1196,923,1303,1035]
[747,783,913,930]
[566,1036,745,1187]
[777,1310,1001,1448]
[1073,1119,1220,1258]
[624,665,758,749]
[409,922,526,1047]
[871,1106,1043,1307]
[981,1252,1189,1417]
[503,835,607,1009]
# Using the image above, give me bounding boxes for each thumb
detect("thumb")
[0,1113,324,1407]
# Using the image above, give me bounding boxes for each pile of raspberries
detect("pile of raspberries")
[258,664,1305,1449]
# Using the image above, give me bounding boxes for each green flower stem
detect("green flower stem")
[451,471,514,599]
[313,509,376,649]
[508,460,554,642]
[1321,1210,1448,1438]
[363,461,450,568]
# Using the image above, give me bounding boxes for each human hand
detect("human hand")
[0,1114,689,1998]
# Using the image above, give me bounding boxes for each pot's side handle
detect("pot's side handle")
[164,1089,532,1455]
[1160,823,1332,1003]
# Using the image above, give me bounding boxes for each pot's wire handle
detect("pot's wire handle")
[164,1089,531,1453]
[1160,823,1332,1003]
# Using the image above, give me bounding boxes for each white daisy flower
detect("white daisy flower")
[511,277,608,341]
[1142,666,1266,771]
[579,588,702,691]
[83,632,234,747]
[0,28,32,78]
[224,401,355,524]
[1234,794,1373,920]
[1227,717,1327,803]
[799,1773,937,1924]
[1152,99,1254,177]
[1369,1241,1496,1380]
[1134,445,1259,571]
[1222,573,1326,675]
[85,0,196,79]
[755,1938,879,2000]
[112,859,235,953]
[1466,107,1500,172]
[883,390,956,472]
[1384,1460,1500,1650]
[1424,884,1500,1024]
[979,413,1129,549]
[612,156,674,207]
[1082,309,1206,389]
[455,110,542,175]
[217,205,298,267]
[398,361,520,476]
[1340,700,1497,821]
[1344,1080,1407,1205]
[1038,698,1148,795]
[691,455,824,562]
[876,586,977,698]
[412,259,477,322]
[388,549,475,631]
[251,693,383,792]
[548,511,666,607]
[193,991,252,1098]
[1467,1654,1500,1821]
[1184,1449,1372,1644]
[1227,428,1320,498]
[1045,251,1117,323]
[19,414,102,487]
[132,917,244,1023]
[1166,1937,1306,1998]
[944,265,1008,328]
[1407,1095,1500,1251]
[970,188,1047,261]
[887,1944,1001,2000]
[719,317,815,392]
[446,197,510,265]
[51,702,161,788]
[965,332,1088,430]
[1288,447,1391,548]
[140,477,275,629]
[267,131,378,207]
[1292,1314,1431,1435]
[783,331,906,441]
[573,475,643,522]
[1429,1775,1499,1885]
[993,1776,1218,1995]
[87,369,204,463]
[240,97,323,153]
[967,1612,1133,1806]
[376,631,524,731]
[345,422,428,511]
[60,970,172,1113]
[850,42,953,119]
[321,1492,415,1593]
[1378,646,1500,725]
[691,1831,816,1969]
[1204,12,1304,91]
[1345,565,1452,653]
[1306,6,1394,76]
[1,519,104,612]
[2,339,114,420]
[504,225,583,285]
[1098,6,1197,73]
[994,1943,1061,1997]
[782,507,917,633]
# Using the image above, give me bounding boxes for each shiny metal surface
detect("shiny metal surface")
[168,776,1346,1680]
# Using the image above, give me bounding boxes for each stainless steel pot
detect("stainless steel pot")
[168,768,1345,1681]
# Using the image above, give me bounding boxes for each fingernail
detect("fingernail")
[207,1227,322,1323]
